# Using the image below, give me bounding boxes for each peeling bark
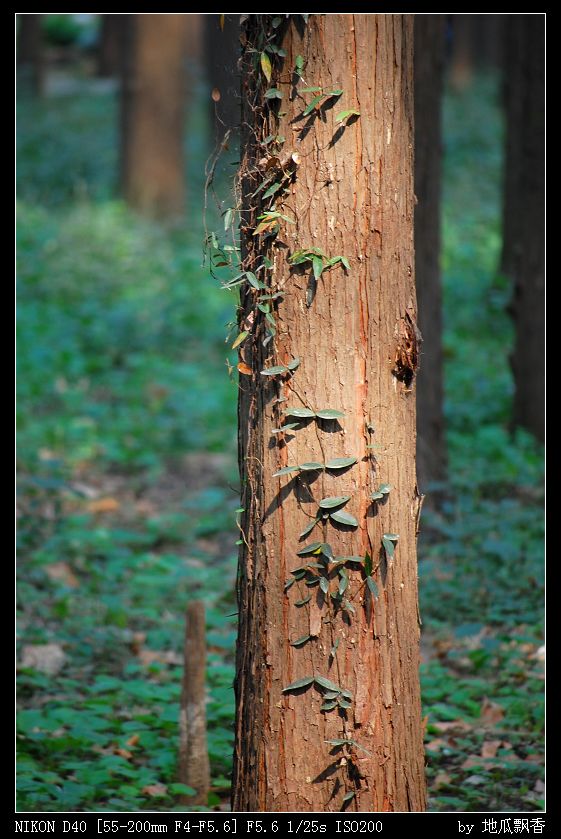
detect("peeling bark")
[233,14,426,812]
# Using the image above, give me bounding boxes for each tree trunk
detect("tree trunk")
[204,14,240,137]
[449,15,474,92]
[414,15,446,492]
[233,14,426,812]
[501,16,545,442]
[97,14,126,77]
[17,13,44,97]
[120,14,188,219]
[178,601,210,806]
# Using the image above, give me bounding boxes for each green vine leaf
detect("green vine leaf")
[245,271,266,289]
[260,52,272,83]
[366,577,379,599]
[325,456,357,470]
[330,509,358,527]
[321,700,338,711]
[382,533,399,557]
[319,495,350,509]
[296,541,324,556]
[299,461,324,472]
[286,357,301,371]
[300,518,320,539]
[262,181,283,199]
[272,465,300,477]
[364,551,373,577]
[314,675,341,693]
[330,638,340,659]
[284,407,316,418]
[271,422,300,434]
[264,88,283,100]
[261,365,289,376]
[335,109,361,123]
[315,409,345,420]
[342,791,356,804]
[312,255,324,280]
[300,86,323,93]
[294,595,311,606]
[303,94,324,116]
[282,676,314,692]
[319,577,329,595]
[232,331,248,349]
[291,635,311,647]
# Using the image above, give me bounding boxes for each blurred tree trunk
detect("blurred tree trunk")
[233,13,426,812]
[449,14,474,91]
[414,14,446,492]
[501,16,545,442]
[17,13,44,96]
[97,14,125,77]
[120,14,188,219]
[204,14,240,137]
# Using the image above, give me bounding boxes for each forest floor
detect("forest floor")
[16,73,544,812]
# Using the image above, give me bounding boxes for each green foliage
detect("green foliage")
[16,66,543,814]
[419,74,544,813]
[17,84,238,811]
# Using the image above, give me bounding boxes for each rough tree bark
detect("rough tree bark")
[233,14,426,812]
[414,15,447,491]
[501,16,545,442]
[120,14,188,219]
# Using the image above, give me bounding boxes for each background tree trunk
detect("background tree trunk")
[449,15,474,92]
[17,13,45,97]
[97,14,125,78]
[204,14,240,138]
[414,15,447,492]
[120,14,188,219]
[501,16,545,442]
[233,14,426,812]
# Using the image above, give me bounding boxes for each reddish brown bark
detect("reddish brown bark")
[414,15,447,491]
[120,14,188,219]
[233,14,426,812]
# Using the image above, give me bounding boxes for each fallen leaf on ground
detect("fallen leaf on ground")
[524,754,543,764]
[138,649,182,666]
[434,772,452,788]
[432,719,472,733]
[481,697,505,724]
[142,784,167,797]
[114,748,132,760]
[481,740,503,758]
[126,734,140,748]
[21,644,66,676]
[87,497,120,514]
[425,738,449,752]
[44,562,79,588]
[462,755,498,770]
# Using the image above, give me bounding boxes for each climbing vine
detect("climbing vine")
[205,14,402,810]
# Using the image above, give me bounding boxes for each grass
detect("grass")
[16,71,543,812]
